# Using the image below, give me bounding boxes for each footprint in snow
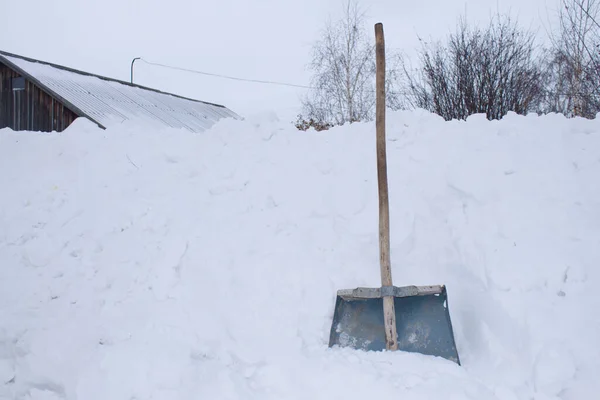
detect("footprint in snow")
[20,382,67,400]
[164,154,179,164]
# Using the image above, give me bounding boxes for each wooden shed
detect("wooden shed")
[0,50,240,133]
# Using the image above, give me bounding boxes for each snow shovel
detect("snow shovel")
[327,23,460,365]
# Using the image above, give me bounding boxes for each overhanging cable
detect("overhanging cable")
[137,57,411,96]
[139,58,315,89]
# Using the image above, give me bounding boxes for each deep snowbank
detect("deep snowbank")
[1,109,599,399]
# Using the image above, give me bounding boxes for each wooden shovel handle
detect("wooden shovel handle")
[375,22,398,351]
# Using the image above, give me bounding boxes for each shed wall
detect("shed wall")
[0,62,79,132]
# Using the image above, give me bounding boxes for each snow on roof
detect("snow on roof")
[0,51,241,132]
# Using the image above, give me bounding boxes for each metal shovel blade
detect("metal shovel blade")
[328,284,460,365]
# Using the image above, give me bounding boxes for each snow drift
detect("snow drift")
[1,109,599,399]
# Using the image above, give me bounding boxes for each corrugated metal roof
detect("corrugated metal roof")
[0,50,241,132]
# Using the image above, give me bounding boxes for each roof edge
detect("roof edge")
[0,53,107,130]
[0,49,231,110]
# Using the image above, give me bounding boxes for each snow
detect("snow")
[1,109,599,399]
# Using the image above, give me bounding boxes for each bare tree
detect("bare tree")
[399,14,545,121]
[543,0,600,118]
[299,0,375,127]
[297,0,402,129]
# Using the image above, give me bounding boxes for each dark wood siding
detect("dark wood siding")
[0,62,79,132]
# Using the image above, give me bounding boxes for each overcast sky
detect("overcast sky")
[1,0,562,122]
